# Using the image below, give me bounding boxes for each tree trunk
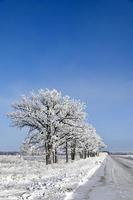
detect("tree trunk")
[91,152,95,157]
[79,152,82,158]
[65,140,68,163]
[54,149,58,163]
[46,152,51,165]
[79,150,83,158]
[71,140,76,160]
[87,151,90,157]
[45,143,52,165]
[52,151,55,163]
[84,148,86,159]
[45,123,52,165]
[71,150,75,160]
[52,149,58,163]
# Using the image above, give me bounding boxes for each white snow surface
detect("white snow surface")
[0,153,107,200]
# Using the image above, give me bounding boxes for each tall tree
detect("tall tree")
[8,89,86,164]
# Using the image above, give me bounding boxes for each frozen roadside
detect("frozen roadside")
[0,153,107,200]
[64,153,107,200]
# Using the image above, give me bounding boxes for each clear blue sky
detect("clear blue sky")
[0,0,133,152]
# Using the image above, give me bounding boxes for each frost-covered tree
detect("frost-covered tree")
[60,125,84,162]
[86,127,106,157]
[76,124,106,158]
[21,130,45,156]
[8,89,86,165]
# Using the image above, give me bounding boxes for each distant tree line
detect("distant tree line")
[0,151,20,155]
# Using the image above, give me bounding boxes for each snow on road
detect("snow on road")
[70,155,133,200]
[0,153,106,200]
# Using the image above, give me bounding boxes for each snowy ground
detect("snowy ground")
[0,153,107,200]
[120,155,133,159]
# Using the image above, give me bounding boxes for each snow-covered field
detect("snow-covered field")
[0,153,107,200]
[115,154,133,159]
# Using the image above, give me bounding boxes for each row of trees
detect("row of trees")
[8,89,106,165]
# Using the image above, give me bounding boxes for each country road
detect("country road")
[70,155,133,200]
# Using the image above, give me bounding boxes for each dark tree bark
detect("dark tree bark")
[84,148,86,159]
[46,153,51,164]
[79,150,83,158]
[71,140,76,160]
[45,142,52,165]
[52,151,55,163]
[65,140,68,163]
[54,149,58,163]
[90,152,95,157]
[52,149,58,163]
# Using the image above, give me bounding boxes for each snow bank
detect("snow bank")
[0,153,107,200]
